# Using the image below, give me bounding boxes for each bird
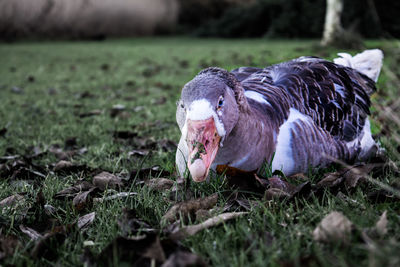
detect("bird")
[175,49,384,182]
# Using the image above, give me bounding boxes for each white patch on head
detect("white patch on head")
[272,108,312,175]
[244,91,272,106]
[187,99,226,137]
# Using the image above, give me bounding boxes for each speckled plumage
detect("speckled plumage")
[176,50,383,178]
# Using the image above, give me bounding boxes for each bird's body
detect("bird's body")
[176,50,383,181]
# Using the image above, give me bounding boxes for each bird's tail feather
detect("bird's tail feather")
[334,49,384,83]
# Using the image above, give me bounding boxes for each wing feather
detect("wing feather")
[231,57,376,142]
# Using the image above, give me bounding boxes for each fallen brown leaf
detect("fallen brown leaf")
[161,251,208,267]
[117,208,156,236]
[48,144,87,160]
[0,157,47,181]
[0,234,20,260]
[216,165,266,194]
[336,192,366,209]
[79,109,102,118]
[168,212,247,241]
[162,193,218,223]
[77,212,96,231]
[313,211,353,243]
[145,178,174,191]
[375,211,388,237]
[344,164,378,188]
[0,127,7,137]
[113,130,138,139]
[110,104,126,118]
[44,204,57,216]
[97,234,166,265]
[317,171,344,188]
[19,225,43,241]
[93,171,123,190]
[223,193,258,212]
[53,160,90,174]
[264,188,291,200]
[129,166,171,182]
[73,187,96,211]
[157,139,177,152]
[0,194,24,207]
[93,192,137,203]
[54,181,94,199]
[128,149,150,157]
[31,231,68,260]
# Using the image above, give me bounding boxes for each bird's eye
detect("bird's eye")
[217,96,224,110]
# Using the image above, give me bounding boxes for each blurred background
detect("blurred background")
[1,0,399,41]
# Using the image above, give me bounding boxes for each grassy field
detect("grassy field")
[0,38,399,266]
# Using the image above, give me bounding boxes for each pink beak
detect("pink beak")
[186,117,221,182]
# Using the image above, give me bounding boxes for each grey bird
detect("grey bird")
[176,49,383,182]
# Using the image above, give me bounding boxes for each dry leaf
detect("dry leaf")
[79,109,102,118]
[113,130,138,139]
[161,251,207,267]
[129,166,171,181]
[44,204,57,216]
[73,188,96,211]
[169,212,247,241]
[19,225,43,241]
[128,149,150,157]
[118,208,156,236]
[216,165,265,194]
[93,171,123,190]
[264,188,291,200]
[195,209,212,221]
[344,164,377,188]
[317,172,344,188]
[313,211,353,243]
[53,160,90,174]
[54,181,94,199]
[53,160,73,171]
[117,208,156,236]
[93,192,137,203]
[0,194,24,207]
[98,234,166,265]
[145,178,174,191]
[0,234,20,260]
[110,104,126,118]
[0,127,7,137]
[78,212,96,231]
[31,232,67,260]
[375,211,388,237]
[162,194,218,223]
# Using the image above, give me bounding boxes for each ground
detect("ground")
[0,38,399,266]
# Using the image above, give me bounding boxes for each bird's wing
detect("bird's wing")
[231,66,262,82]
[237,57,376,142]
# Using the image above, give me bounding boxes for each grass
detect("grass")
[0,37,399,266]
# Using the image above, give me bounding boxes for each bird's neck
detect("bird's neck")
[214,108,276,171]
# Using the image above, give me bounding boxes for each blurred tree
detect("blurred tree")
[321,0,364,48]
[321,0,343,46]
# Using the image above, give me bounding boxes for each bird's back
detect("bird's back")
[231,57,377,142]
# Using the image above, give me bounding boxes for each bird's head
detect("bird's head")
[179,67,248,182]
